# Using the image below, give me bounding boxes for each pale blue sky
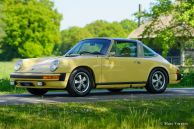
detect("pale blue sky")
[52,0,155,30]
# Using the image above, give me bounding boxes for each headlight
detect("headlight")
[14,60,23,71]
[50,59,60,72]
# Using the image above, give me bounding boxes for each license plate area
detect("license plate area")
[20,82,34,86]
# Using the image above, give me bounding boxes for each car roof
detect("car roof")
[112,38,139,43]
[83,37,140,43]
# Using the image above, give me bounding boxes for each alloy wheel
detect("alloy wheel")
[151,71,166,90]
[73,72,90,93]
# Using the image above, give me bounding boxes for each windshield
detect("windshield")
[65,39,111,56]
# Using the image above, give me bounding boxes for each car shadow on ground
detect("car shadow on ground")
[0,89,194,105]
[3,88,194,98]
[4,89,156,98]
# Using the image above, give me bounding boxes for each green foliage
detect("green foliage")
[180,67,194,87]
[0,0,62,60]
[85,20,109,36]
[137,0,194,57]
[120,19,138,34]
[0,1,5,41]
[155,29,176,57]
[174,0,194,28]
[0,0,137,58]
[57,27,93,55]
[185,56,193,66]
[0,61,25,94]
[85,20,127,37]
[151,0,173,17]
[59,20,137,54]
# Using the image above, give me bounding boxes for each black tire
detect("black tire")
[27,88,48,96]
[67,68,94,97]
[146,68,168,93]
[108,88,123,92]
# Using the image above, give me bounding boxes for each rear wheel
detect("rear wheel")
[27,88,48,96]
[67,68,94,97]
[107,88,123,92]
[146,69,168,93]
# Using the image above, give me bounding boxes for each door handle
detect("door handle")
[134,60,141,64]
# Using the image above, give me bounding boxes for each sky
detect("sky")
[52,0,155,30]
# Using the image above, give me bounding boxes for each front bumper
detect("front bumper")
[10,73,68,89]
[169,73,183,84]
[10,73,66,81]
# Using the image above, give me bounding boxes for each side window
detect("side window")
[110,41,137,57]
[143,46,156,57]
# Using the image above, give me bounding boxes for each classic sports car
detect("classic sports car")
[10,38,182,96]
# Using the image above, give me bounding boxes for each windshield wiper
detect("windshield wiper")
[65,51,103,57]
[91,51,103,55]
[79,51,91,55]
[65,54,80,57]
[79,51,103,55]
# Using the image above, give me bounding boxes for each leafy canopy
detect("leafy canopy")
[58,19,137,55]
[136,0,194,57]
[0,1,5,41]
[0,0,62,59]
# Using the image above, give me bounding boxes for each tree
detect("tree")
[85,20,109,37]
[85,20,129,37]
[0,1,5,41]
[120,19,137,35]
[136,0,194,57]
[0,0,62,60]
[58,27,92,55]
[59,19,137,54]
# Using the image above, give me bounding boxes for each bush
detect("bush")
[175,67,194,87]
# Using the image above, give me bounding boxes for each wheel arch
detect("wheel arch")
[148,67,169,84]
[70,66,96,87]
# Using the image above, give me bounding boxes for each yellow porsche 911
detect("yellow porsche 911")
[10,38,182,96]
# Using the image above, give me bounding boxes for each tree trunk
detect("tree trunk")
[181,50,185,66]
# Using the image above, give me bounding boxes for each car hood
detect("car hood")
[18,55,98,73]
[18,57,60,73]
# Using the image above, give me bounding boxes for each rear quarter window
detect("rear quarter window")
[143,46,157,57]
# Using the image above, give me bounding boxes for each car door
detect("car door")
[101,40,147,84]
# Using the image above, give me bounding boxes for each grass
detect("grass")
[0,61,14,79]
[0,61,25,94]
[0,98,193,129]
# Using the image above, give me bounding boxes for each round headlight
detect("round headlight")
[50,59,60,72]
[14,60,23,71]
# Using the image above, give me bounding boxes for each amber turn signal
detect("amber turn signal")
[43,76,59,80]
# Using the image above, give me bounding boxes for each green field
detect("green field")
[0,98,193,129]
[0,61,14,79]
[0,61,25,94]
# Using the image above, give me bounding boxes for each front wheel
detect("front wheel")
[146,69,168,93]
[27,88,48,96]
[67,68,94,97]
